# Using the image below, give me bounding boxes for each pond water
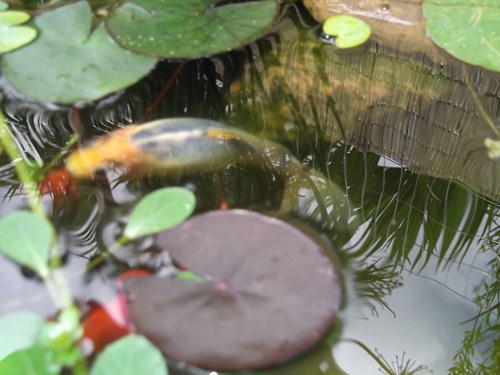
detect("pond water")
[1,2,499,374]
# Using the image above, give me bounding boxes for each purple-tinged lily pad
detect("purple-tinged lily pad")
[124,209,342,371]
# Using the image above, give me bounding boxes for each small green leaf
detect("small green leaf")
[1,1,157,104]
[106,0,278,58]
[322,15,371,49]
[91,335,168,375]
[0,2,9,11]
[0,311,45,361]
[175,270,203,282]
[123,187,196,240]
[0,345,60,375]
[0,11,37,53]
[423,0,500,72]
[37,306,83,353]
[0,211,53,277]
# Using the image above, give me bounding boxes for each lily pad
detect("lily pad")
[1,1,157,104]
[124,209,341,371]
[321,15,371,49]
[106,0,278,58]
[0,11,37,53]
[423,0,500,72]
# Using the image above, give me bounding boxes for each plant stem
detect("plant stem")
[0,111,43,215]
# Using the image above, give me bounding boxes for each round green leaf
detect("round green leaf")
[322,15,371,49]
[0,345,60,375]
[0,11,37,53]
[0,2,9,11]
[91,335,168,375]
[123,187,196,240]
[106,0,278,58]
[1,1,157,104]
[423,0,500,72]
[0,211,53,277]
[0,311,44,361]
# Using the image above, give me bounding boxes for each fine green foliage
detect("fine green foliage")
[106,0,278,58]
[91,335,168,375]
[423,0,500,72]
[322,15,371,49]
[0,10,37,53]
[0,311,44,361]
[0,345,60,375]
[1,1,157,104]
[123,187,196,240]
[0,211,54,277]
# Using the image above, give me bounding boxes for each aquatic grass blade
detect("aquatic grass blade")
[0,211,53,277]
[91,334,168,375]
[123,187,196,240]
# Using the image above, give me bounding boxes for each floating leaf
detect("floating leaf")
[0,2,8,11]
[0,211,53,277]
[0,345,60,375]
[0,11,37,53]
[106,0,278,58]
[123,187,196,240]
[91,335,168,375]
[125,209,341,371]
[0,311,44,361]
[321,15,371,49]
[1,1,157,104]
[423,0,500,72]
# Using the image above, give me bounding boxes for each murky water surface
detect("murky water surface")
[1,3,499,374]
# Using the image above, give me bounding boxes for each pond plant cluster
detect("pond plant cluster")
[0,0,500,374]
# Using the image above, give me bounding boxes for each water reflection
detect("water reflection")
[0,2,499,374]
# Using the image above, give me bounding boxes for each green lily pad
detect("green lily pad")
[0,2,9,11]
[321,15,371,49]
[423,0,500,72]
[0,10,37,53]
[1,1,157,104]
[106,0,278,58]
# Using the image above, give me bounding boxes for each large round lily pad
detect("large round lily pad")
[1,1,157,104]
[124,209,341,371]
[106,0,278,58]
[423,0,500,72]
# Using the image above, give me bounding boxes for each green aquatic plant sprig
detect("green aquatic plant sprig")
[0,110,192,374]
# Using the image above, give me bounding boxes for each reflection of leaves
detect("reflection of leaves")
[450,250,500,374]
[334,147,496,271]
[352,261,403,317]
